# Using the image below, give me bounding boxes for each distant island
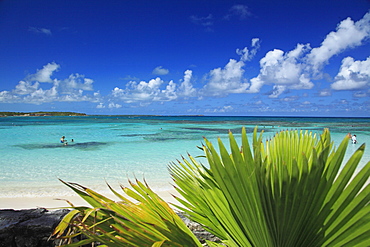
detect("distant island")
[0,111,87,117]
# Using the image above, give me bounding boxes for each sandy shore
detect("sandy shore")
[0,189,182,210]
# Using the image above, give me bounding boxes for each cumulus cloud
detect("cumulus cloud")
[28,87,58,104]
[201,59,249,96]
[269,85,287,98]
[61,74,94,93]
[0,62,98,104]
[248,10,370,97]
[108,102,122,108]
[112,77,178,103]
[14,81,40,95]
[236,38,260,62]
[27,62,60,83]
[108,38,258,104]
[331,56,370,90]
[96,103,105,109]
[178,70,196,97]
[152,66,169,75]
[0,90,19,102]
[249,44,313,96]
[307,11,370,74]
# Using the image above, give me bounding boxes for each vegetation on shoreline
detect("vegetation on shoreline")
[0,112,206,117]
[0,111,87,117]
[54,127,370,246]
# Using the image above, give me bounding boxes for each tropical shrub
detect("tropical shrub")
[54,127,370,246]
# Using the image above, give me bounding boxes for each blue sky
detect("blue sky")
[1,0,370,116]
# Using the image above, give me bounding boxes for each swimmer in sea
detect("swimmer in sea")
[60,136,65,143]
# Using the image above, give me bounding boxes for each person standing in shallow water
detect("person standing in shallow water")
[352,134,357,144]
[60,136,65,143]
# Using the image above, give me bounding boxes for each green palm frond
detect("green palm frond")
[53,179,203,247]
[169,127,369,246]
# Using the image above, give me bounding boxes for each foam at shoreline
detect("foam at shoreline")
[0,189,181,210]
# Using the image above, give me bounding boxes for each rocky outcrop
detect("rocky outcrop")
[0,208,218,246]
[0,208,69,247]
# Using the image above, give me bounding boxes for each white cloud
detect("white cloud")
[0,91,19,102]
[108,102,122,108]
[249,44,313,95]
[152,66,169,75]
[201,59,249,96]
[269,85,286,98]
[0,62,99,104]
[28,27,52,35]
[331,56,370,90]
[248,11,370,97]
[22,85,59,104]
[353,91,367,97]
[319,88,332,97]
[204,105,234,113]
[225,4,251,20]
[96,103,105,109]
[281,96,299,102]
[112,77,178,103]
[27,62,60,83]
[14,81,40,95]
[307,11,370,74]
[109,68,199,104]
[219,105,233,112]
[178,70,196,97]
[190,14,213,27]
[61,74,94,93]
[236,38,260,62]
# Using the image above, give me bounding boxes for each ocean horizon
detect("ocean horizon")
[0,115,369,200]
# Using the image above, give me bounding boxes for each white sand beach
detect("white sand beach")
[0,189,182,210]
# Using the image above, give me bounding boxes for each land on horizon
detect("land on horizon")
[1,111,370,119]
[0,111,87,117]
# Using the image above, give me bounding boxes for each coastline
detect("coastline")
[0,189,182,210]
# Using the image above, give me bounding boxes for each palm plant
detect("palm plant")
[54,127,370,246]
[53,179,203,246]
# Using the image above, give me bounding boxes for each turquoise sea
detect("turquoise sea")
[0,116,369,199]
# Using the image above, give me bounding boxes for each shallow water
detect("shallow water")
[0,116,369,198]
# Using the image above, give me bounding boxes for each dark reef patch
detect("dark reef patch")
[13,141,109,151]
[143,132,202,142]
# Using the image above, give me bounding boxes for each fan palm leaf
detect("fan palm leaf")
[169,127,369,246]
[53,179,203,247]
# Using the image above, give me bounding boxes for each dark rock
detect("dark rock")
[0,209,217,246]
[177,212,221,243]
[0,208,69,247]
